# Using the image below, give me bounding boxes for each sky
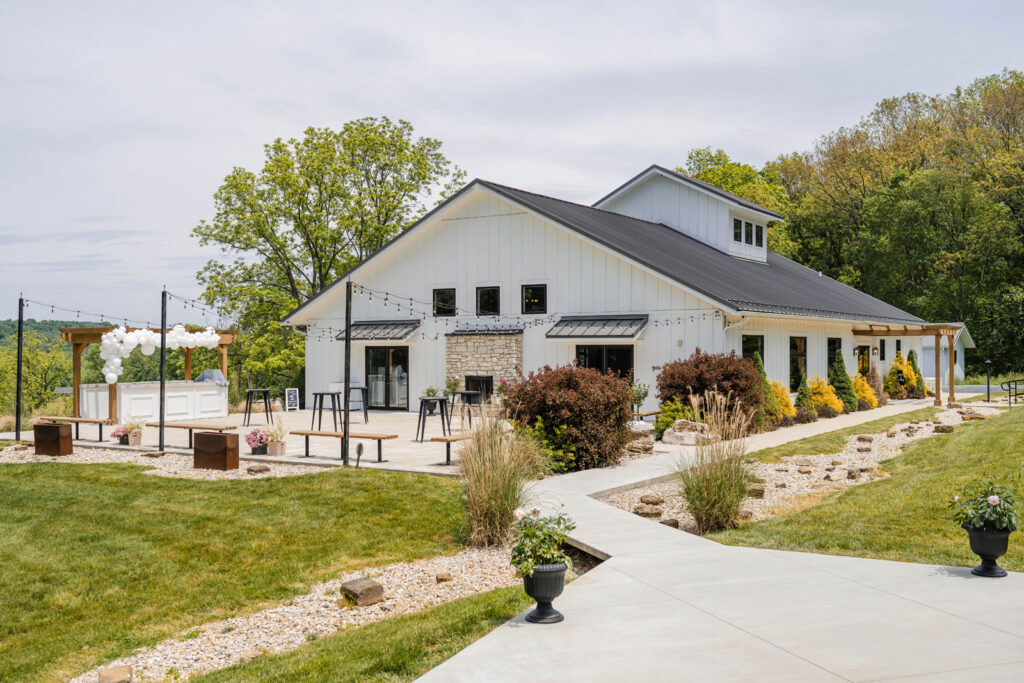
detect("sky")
[2,0,1022,324]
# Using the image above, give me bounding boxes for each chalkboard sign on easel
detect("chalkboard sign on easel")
[285,387,300,411]
[896,370,906,386]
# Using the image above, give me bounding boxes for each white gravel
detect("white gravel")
[0,445,322,480]
[605,406,1002,532]
[70,546,592,682]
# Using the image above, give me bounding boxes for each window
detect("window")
[879,339,886,361]
[576,345,634,378]
[476,286,499,316]
[745,221,753,245]
[827,337,842,375]
[755,224,764,247]
[790,336,807,392]
[733,218,742,242]
[896,339,902,354]
[741,335,764,361]
[521,284,547,314]
[432,288,455,317]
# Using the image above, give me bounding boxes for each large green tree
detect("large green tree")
[0,331,71,416]
[192,117,465,391]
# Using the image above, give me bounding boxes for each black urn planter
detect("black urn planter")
[423,398,438,416]
[117,436,129,445]
[523,563,567,623]
[962,524,1014,577]
[251,446,267,455]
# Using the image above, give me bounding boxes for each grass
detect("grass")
[712,407,1024,569]
[0,463,465,682]
[748,407,940,463]
[194,587,530,682]
[964,391,1007,402]
[959,372,1023,385]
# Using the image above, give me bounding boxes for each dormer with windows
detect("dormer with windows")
[593,165,782,264]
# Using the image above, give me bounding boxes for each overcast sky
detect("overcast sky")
[2,0,1021,324]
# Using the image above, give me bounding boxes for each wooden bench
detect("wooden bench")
[37,416,114,442]
[431,433,474,465]
[290,429,398,462]
[634,410,660,419]
[145,422,236,448]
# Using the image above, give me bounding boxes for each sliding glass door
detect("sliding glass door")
[365,346,409,410]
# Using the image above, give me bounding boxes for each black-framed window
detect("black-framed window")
[476,286,499,316]
[827,337,842,376]
[742,334,764,362]
[432,288,456,317]
[896,339,902,354]
[576,345,634,378]
[755,224,764,247]
[522,284,547,314]
[745,221,754,245]
[880,339,886,361]
[733,218,742,242]
[790,336,807,392]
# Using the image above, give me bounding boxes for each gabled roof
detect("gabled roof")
[479,181,923,326]
[594,164,785,220]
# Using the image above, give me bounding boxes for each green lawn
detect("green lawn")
[964,391,1007,402]
[0,463,465,682]
[195,587,529,682]
[713,407,1024,569]
[748,407,940,463]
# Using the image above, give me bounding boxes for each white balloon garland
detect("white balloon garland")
[99,325,221,384]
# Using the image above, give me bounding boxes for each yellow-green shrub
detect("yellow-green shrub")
[884,352,918,400]
[771,380,796,418]
[853,374,879,409]
[809,376,845,413]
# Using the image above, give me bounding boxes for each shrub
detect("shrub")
[503,364,632,471]
[656,348,762,417]
[884,352,918,400]
[676,392,751,534]
[905,349,926,399]
[794,374,815,415]
[816,405,840,418]
[460,416,546,546]
[653,397,695,440]
[517,416,576,473]
[630,382,649,411]
[857,398,871,411]
[828,355,858,413]
[771,380,796,418]
[809,376,845,413]
[794,407,817,424]
[510,510,576,576]
[867,362,887,405]
[752,351,782,427]
[853,374,879,409]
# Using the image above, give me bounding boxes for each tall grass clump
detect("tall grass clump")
[459,413,546,546]
[676,391,752,534]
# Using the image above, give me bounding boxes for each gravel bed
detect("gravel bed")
[71,546,595,682]
[0,445,323,480]
[604,406,1001,532]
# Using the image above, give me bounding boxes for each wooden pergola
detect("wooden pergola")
[59,327,238,419]
[851,323,962,406]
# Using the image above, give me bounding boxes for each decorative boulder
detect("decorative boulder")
[640,494,664,505]
[340,577,384,606]
[98,666,133,683]
[633,504,662,518]
[933,425,954,434]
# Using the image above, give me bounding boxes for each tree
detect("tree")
[752,351,782,425]
[0,331,71,415]
[828,354,858,413]
[192,117,465,391]
[795,374,815,415]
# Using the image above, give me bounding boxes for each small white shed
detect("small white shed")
[921,325,974,382]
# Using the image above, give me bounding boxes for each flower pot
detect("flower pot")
[267,441,286,457]
[251,445,267,455]
[522,563,567,623]
[962,524,1013,577]
[117,436,129,445]
[423,398,438,415]
[127,433,142,447]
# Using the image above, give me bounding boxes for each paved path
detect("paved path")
[420,401,1024,682]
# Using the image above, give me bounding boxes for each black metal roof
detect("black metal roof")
[338,320,420,341]
[448,324,524,336]
[546,314,649,338]
[479,181,923,326]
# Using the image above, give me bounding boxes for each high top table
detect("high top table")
[243,388,273,426]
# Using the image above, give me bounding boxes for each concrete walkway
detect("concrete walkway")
[420,401,1024,682]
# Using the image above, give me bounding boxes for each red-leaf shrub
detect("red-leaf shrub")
[503,364,632,471]
[656,348,763,417]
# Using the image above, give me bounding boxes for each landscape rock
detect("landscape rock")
[775,467,789,472]
[823,474,832,481]
[791,457,814,467]
[856,435,873,443]
[639,494,664,505]
[847,469,859,480]
[659,518,679,528]
[933,425,954,434]
[747,484,766,499]
[625,437,654,454]
[740,510,753,519]
[141,451,164,458]
[14,444,30,451]
[825,466,835,472]
[776,482,787,488]
[661,430,698,446]
[98,666,133,683]
[633,504,662,518]
[340,577,384,606]
[239,650,263,663]
[887,430,897,438]
[831,459,843,466]
[798,468,812,474]
[857,446,872,453]
[435,572,453,583]
[961,413,985,421]
[247,464,272,474]
[628,421,654,435]
[948,402,962,409]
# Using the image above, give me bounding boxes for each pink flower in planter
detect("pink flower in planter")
[988,495,1001,506]
[513,508,526,520]
[953,495,960,502]
[531,506,541,517]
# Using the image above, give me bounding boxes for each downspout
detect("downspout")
[723,315,749,334]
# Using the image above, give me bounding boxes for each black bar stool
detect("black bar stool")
[244,388,273,426]
[416,396,449,442]
[310,391,342,431]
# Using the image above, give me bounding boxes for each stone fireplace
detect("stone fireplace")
[445,330,522,391]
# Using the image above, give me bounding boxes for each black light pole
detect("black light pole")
[341,280,353,466]
[986,359,992,403]
[15,295,24,441]
[159,287,167,451]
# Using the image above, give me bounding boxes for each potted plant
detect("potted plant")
[950,473,1021,577]
[422,386,440,415]
[266,422,289,457]
[444,377,459,397]
[511,508,576,623]
[111,426,129,445]
[246,427,269,455]
[124,419,146,447]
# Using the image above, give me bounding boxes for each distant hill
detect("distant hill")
[0,320,112,346]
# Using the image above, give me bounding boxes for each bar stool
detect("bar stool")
[416,396,450,442]
[310,391,343,431]
[243,388,273,426]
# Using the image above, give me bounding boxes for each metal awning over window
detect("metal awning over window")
[336,320,421,341]
[546,314,648,339]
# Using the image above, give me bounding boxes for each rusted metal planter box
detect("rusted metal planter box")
[193,431,239,470]
[34,423,73,456]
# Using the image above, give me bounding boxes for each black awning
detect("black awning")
[546,314,648,339]
[337,320,421,341]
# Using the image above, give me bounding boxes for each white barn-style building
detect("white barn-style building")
[283,166,953,412]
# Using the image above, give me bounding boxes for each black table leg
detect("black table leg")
[264,391,273,424]
[362,388,368,423]
[188,429,193,449]
[441,400,449,436]
[243,392,253,426]
[377,440,382,463]
[446,442,451,466]
[75,422,80,440]
[304,434,310,457]
[330,393,339,432]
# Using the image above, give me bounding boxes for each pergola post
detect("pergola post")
[107,382,117,422]
[217,344,228,381]
[183,348,193,381]
[947,333,956,405]
[933,334,942,406]
[72,343,85,417]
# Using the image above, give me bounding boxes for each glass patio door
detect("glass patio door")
[366,346,409,410]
